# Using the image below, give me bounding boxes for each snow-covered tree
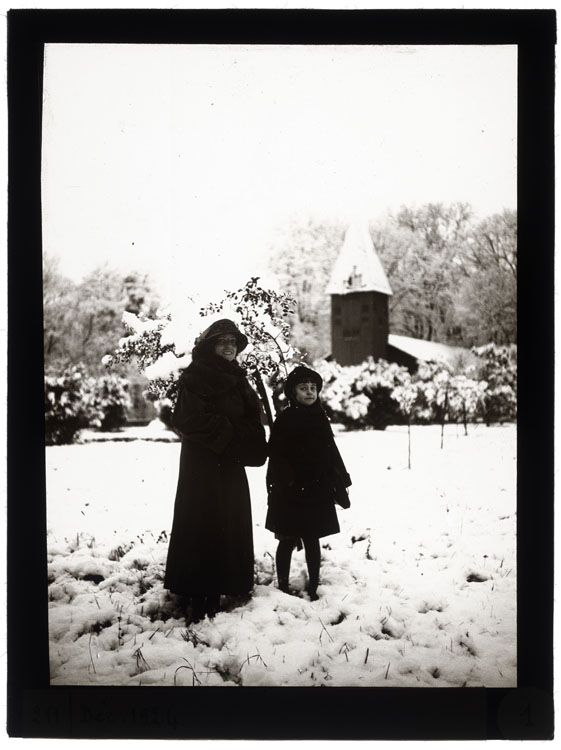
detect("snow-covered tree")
[391,377,419,468]
[388,202,473,345]
[448,374,487,436]
[104,277,301,425]
[417,365,452,448]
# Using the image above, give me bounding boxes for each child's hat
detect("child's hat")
[283,365,323,400]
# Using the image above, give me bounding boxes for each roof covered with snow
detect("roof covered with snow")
[388,333,477,369]
[326,224,393,296]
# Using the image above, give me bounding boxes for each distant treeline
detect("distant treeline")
[268,203,516,361]
[43,202,516,379]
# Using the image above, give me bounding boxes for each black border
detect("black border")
[7,8,555,740]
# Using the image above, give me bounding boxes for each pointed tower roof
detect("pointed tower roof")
[326,223,393,296]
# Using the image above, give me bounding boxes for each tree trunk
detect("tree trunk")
[440,391,448,449]
[407,417,411,469]
[253,370,274,428]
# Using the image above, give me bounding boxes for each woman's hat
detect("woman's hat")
[194,318,249,353]
[283,365,323,400]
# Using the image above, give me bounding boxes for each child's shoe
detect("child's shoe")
[308,576,319,601]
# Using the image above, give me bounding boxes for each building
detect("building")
[326,224,393,366]
[327,224,474,371]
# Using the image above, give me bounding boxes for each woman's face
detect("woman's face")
[294,381,318,406]
[214,334,238,361]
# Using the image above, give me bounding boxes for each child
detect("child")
[265,365,351,600]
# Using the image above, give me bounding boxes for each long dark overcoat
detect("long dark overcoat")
[164,353,267,596]
[265,401,351,539]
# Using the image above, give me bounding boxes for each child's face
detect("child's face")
[294,381,318,405]
[214,335,238,361]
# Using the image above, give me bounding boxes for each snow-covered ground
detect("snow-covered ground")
[46,422,516,688]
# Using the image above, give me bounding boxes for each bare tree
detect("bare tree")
[455,210,517,345]
[268,218,345,360]
[373,203,473,344]
[43,260,160,375]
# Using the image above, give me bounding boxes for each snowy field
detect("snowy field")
[46,422,516,688]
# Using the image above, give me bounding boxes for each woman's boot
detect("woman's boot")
[189,595,206,624]
[205,594,221,619]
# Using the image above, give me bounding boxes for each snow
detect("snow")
[46,423,516,688]
[121,311,161,336]
[77,419,177,443]
[326,223,393,296]
[388,333,478,370]
[143,350,191,381]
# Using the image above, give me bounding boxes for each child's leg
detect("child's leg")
[302,536,321,600]
[275,539,295,592]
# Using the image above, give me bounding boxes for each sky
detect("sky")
[41,43,517,305]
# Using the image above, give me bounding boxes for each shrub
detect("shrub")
[155,397,175,431]
[472,344,517,424]
[91,374,132,431]
[316,358,409,430]
[448,374,488,434]
[413,361,447,424]
[355,359,411,429]
[45,368,133,443]
[316,355,500,431]
[45,366,103,445]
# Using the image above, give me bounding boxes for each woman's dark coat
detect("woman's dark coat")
[265,401,351,539]
[164,353,267,596]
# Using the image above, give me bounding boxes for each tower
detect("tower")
[326,224,392,366]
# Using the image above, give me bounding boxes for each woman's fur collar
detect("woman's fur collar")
[181,353,247,396]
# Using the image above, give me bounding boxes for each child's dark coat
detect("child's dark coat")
[265,401,351,539]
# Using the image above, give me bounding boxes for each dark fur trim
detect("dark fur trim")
[181,354,247,396]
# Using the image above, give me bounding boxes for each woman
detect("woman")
[164,318,267,622]
[265,365,351,600]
